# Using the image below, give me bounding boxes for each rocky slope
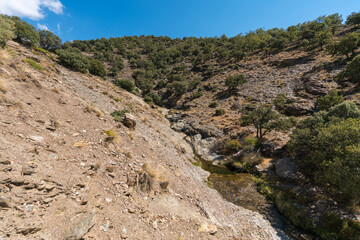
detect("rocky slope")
[0,41,284,239]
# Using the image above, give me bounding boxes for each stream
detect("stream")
[200,159,314,240]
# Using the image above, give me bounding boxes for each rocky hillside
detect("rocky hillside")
[0,41,285,239]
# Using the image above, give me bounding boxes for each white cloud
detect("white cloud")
[37,23,49,31]
[0,0,64,20]
[57,23,61,32]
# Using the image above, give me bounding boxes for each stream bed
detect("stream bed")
[200,159,314,240]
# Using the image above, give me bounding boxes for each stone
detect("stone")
[105,166,115,173]
[0,197,11,208]
[22,165,35,175]
[29,136,44,142]
[0,160,11,165]
[63,210,96,240]
[122,113,136,130]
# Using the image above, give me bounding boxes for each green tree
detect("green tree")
[289,114,360,201]
[328,33,359,58]
[346,12,360,26]
[39,30,62,51]
[311,29,332,50]
[12,16,40,46]
[316,90,344,111]
[0,15,15,48]
[225,74,247,91]
[240,105,295,140]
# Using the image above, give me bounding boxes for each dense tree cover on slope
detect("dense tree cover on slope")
[289,101,360,202]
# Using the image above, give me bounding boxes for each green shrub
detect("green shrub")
[56,47,88,73]
[167,81,188,95]
[289,102,360,201]
[273,93,287,111]
[110,110,129,122]
[224,139,242,154]
[337,55,360,83]
[113,79,135,92]
[215,108,226,116]
[23,58,43,70]
[88,58,106,77]
[208,102,218,108]
[225,74,247,90]
[192,91,203,99]
[316,90,344,111]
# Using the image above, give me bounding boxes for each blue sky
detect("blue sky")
[1,0,360,42]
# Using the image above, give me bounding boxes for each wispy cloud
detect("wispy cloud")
[57,23,61,33]
[37,23,49,31]
[0,0,64,20]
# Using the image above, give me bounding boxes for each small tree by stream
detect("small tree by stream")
[240,104,296,140]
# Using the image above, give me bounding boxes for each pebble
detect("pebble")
[29,136,44,142]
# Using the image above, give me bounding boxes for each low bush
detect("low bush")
[208,102,218,108]
[113,79,135,92]
[215,108,226,116]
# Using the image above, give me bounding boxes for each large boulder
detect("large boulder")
[284,101,313,116]
[171,119,223,138]
[275,158,303,180]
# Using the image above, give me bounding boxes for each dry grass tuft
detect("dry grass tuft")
[84,104,103,117]
[52,88,60,94]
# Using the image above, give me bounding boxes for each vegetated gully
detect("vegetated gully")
[199,158,313,240]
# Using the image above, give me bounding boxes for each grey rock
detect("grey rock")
[171,119,223,138]
[22,165,35,175]
[64,210,96,240]
[284,102,313,116]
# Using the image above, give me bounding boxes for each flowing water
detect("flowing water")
[200,159,314,240]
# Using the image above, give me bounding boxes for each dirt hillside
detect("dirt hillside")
[0,41,283,239]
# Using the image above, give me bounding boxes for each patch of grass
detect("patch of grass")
[33,47,54,59]
[23,58,44,71]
